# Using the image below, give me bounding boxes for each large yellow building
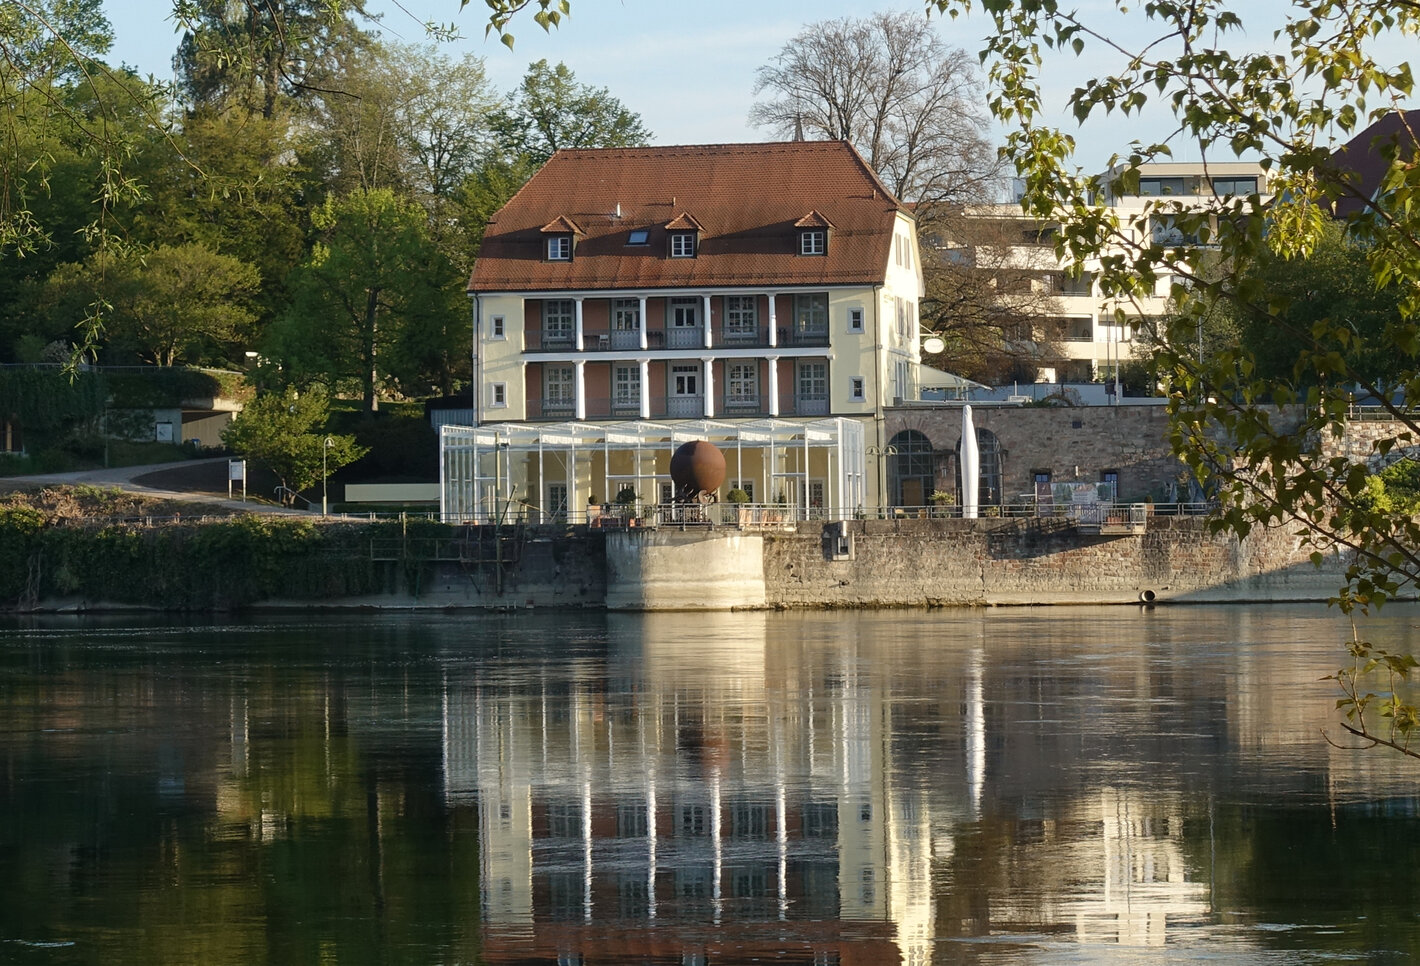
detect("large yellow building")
[440,141,926,522]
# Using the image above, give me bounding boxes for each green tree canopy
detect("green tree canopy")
[490,59,650,166]
[221,385,365,506]
[269,188,462,409]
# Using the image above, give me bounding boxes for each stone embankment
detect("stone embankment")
[1,508,1352,614]
[286,515,1351,612]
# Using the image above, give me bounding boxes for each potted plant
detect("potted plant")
[727,487,752,526]
[615,486,638,524]
[930,490,954,517]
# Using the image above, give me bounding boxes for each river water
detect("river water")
[2,605,1419,965]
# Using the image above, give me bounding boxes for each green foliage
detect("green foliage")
[222,386,366,505]
[0,366,105,434]
[726,488,751,504]
[489,59,650,165]
[927,0,1420,755]
[269,189,461,410]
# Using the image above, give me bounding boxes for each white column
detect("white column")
[767,356,780,416]
[638,295,648,350]
[767,293,778,347]
[574,296,585,351]
[574,360,586,421]
[702,294,713,348]
[702,358,715,418]
[638,359,651,419]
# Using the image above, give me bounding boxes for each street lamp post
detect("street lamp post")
[322,436,333,516]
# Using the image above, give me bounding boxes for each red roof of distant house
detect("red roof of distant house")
[468,141,907,294]
[1332,110,1419,218]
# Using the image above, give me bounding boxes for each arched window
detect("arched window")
[956,428,1004,506]
[888,430,935,506]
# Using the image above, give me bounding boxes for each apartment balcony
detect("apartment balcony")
[522,324,831,353]
[525,393,832,422]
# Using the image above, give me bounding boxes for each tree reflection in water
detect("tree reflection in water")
[1,605,1419,964]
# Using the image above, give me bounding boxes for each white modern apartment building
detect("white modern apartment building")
[956,161,1274,384]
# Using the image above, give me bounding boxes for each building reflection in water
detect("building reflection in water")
[441,612,1216,964]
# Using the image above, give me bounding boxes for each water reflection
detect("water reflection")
[2,607,1420,964]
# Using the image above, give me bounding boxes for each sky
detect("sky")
[99,0,1416,176]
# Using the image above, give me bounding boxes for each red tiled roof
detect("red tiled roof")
[540,215,584,235]
[795,209,835,229]
[1332,110,1419,218]
[469,141,907,293]
[664,211,704,231]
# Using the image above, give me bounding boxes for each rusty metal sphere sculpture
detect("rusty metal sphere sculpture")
[669,440,726,503]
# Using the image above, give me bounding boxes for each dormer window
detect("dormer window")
[540,215,583,262]
[794,209,834,256]
[664,211,703,259]
[670,232,696,258]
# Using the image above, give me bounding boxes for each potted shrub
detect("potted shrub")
[930,490,954,517]
[727,487,751,525]
[615,486,638,523]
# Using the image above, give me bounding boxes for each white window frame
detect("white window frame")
[543,300,575,343]
[724,295,758,340]
[490,382,507,408]
[727,361,759,407]
[849,376,865,402]
[613,364,640,409]
[545,365,575,406]
[800,229,826,256]
[847,306,864,333]
[670,298,700,328]
[612,298,640,331]
[798,361,827,397]
[670,233,696,258]
[489,314,506,339]
[671,364,700,397]
[547,235,571,260]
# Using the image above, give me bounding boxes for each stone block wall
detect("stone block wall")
[886,403,1186,504]
[761,516,1350,608]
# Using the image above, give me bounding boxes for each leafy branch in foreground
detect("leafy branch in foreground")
[926,0,1420,753]
[1325,620,1420,759]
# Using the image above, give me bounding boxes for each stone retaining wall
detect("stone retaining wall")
[760,517,1347,608]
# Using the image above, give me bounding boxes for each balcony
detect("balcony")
[527,397,576,419]
[523,393,832,421]
[780,326,830,347]
[665,394,705,418]
[665,326,704,349]
[795,393,829,416]
[522,323,833,353]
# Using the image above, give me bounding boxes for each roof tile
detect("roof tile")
[470,141,907,293]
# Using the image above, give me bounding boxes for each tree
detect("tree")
[102,243,261,366]
[490,59,649,166]
[917,205,1071,385]
[749,10,997,205]
[926,0,1420,753]
[221,386,365,506]
[270,188,461,409]
[174,0,373,119]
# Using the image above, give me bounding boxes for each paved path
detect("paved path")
[1,458,312,516]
